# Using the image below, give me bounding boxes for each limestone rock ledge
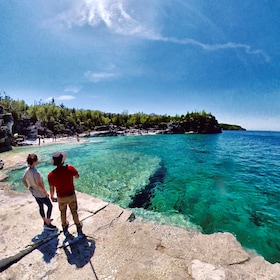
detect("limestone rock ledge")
[0,190,279,280]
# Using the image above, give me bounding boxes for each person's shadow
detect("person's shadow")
[62,234,96,268]
[31,228,59,263]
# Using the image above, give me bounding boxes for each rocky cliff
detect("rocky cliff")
[0,106,14,152]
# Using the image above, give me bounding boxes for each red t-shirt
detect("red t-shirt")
[48,165,79,198]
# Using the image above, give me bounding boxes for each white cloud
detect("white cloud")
[48,1,269,62]
[85,70,117,83]
[64,86,81,93]
[152,36,270,62]
[57,95,76,100]
[46,97,55,103]
[46,95,75,103]
[53,0,157,38]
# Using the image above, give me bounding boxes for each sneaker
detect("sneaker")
[76,223,84,236]
[44,223,57,231]
[62,221,69,232]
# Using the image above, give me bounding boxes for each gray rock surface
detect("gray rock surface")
[0,190,279,280]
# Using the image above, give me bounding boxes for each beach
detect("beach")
[1,137,280,279]
[0,136,81,182]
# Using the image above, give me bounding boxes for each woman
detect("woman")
[22,153,56,230]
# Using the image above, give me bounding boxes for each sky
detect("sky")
[0,0,279,131]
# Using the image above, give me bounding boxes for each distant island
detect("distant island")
[219,123,246,131]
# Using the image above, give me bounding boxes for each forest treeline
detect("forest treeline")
[219,123,245,131]
[0,92,224,136]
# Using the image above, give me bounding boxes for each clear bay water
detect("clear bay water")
[4,131,280,263]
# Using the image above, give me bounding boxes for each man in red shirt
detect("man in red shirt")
[48,152,83,236]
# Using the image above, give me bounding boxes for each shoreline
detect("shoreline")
[1,187,280,279]
[0,135,83,181]
[0,132,161,182]
[1,136,280,278]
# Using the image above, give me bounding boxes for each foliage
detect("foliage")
[219,123,245,130]
[0,92,222,135]
[0,92,28,122]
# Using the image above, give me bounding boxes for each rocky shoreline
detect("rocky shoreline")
[0,137,279,279]
[0,188,280,280]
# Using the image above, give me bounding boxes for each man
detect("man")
[48,152,83,236]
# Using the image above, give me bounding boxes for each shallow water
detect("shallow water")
[4,131,280,263]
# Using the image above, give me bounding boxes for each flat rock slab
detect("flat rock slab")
[0,190,279,280]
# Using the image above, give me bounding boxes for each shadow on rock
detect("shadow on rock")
[62,234,96,268]
[31,228,59,263]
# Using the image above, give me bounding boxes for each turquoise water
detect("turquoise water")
[4,131,280,263]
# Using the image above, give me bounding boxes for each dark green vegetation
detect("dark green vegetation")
[0,92,231,138]
[220,123,246,131]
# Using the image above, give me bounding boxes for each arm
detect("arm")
[22,177,29,190]
[50,185,56,202]
[68,165,79,178]
[37,180,49,197]
[34,171,49,197]
[48,173,56,202]
[22,170,31,190]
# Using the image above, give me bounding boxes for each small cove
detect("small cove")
[3,131,280,263]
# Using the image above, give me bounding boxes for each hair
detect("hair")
[26,153,38,166]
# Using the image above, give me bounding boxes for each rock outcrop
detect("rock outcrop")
[0,106,14,152]
[0,190,279,280]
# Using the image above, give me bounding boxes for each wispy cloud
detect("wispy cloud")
[154,36,270,62]
[46,95,76,102]
[57,95,76,100]
[85,70,118,83]
[52,0,269,62]
[64,85,81,93]
[54,0,156,38]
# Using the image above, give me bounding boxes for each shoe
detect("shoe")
[62,221,69,233]
[44,223,57,231]
[76,223,84,236]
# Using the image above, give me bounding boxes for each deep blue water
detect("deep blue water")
[4,131,280,263]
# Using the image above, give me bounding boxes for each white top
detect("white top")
[22,167,46,198]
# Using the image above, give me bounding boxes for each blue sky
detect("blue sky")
[0,0,279,131]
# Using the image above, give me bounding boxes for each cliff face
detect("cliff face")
[0,109,14,152]
[167,116,222,134]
